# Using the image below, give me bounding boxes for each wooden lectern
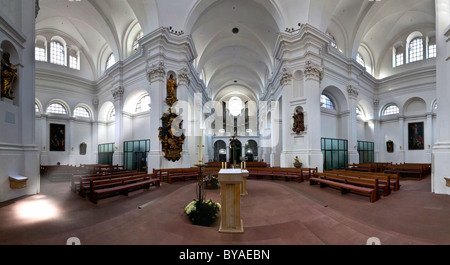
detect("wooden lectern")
[218,169,244,233]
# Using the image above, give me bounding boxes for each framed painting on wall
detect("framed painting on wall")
[408,122,424,150]
[50,123,65,151]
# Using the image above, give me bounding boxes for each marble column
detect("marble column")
[146,61,166,172]
[177,67,191,168]
[347,85,360,164]
[432,0,450,194]
[111,86,124,166]
[279,68,293,168]
[304,60,323,172]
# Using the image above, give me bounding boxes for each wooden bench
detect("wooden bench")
[76,171,143,197]
[326,171,390,197]
[310,172,379,203]
[333,169,400,192]
[90,174,160,204]
[384,164,428,180]
[153,168,199,183]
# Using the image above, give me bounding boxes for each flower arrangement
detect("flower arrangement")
[203,175,219,189]
[185,199,221,226]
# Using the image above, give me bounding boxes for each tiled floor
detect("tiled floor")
[0,175,449,245]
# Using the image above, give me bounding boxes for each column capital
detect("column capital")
[373,98,380,108]
[146,61,166,84]
[304,60,323,81]
[280,67,293,87]
[111,86,124,102]
[347,85,359,100]
[178,67,191,86]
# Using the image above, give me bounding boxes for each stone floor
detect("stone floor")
[0,174,449,245]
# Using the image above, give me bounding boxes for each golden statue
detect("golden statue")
[166,74,178,106]
[1,52,18,100]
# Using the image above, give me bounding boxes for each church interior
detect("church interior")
[0,0,450,246]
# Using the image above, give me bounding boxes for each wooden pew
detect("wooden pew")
[247,167,318,182]
[90,174,160,204]
[76,171,142,197]
[334,169,400,192]
[310,172,379,203]
[384,163,428,180]
[326,171,390,197]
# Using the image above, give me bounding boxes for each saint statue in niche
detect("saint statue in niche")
[292,108,305,134]
[166,74,178,106]
[1,52,18,100]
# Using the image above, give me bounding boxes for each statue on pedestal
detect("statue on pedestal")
[294,156,302,168]
[1,52,18,100]
[166,74,178,106]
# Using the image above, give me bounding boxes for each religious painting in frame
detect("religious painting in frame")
[50,123,65,151]
[408,122,424,150]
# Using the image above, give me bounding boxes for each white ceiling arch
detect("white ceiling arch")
[188,0,280,102]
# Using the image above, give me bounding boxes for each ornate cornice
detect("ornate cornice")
[146,61,166,83]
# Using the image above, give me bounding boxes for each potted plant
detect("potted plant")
[203,175,219,189]
[184,199,221,227]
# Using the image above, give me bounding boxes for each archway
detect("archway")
[229,139,242,164]
[214,140,227,162]
[245,140,258,162]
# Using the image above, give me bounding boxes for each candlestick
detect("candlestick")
[198,130,203,163]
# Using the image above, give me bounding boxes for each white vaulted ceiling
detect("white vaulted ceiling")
[189,0,280,102]
[35,0,436,92]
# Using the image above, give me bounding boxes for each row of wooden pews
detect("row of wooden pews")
[247,167,318,183]
[41,164,90,181]
[309,170,401,203]
[152,166,318,184]
[346,162,431,180]
[71,170,160,204]
[384,163,431,180]
[153,168,200,184]
[346,162,393,173]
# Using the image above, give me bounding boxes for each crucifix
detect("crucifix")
[229,134,238,168]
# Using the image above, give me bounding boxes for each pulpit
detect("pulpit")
[218,169,244,233]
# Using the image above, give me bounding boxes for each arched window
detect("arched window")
[409,37,423,63]
[106,53,116,69]
[356,53,365,67]
[428,36,436,58]
[69,49,80,70]
[133,31,143,51]
[108,107,115,121]
[135,94,150,113]
[35,103,40,113]
[382,104,400,116]
[356,105,364,119]
[35,39,47,62]
[433,101,437,111]
[50,41,65,66]
[393,46,404,67]
[320,94,336,110]
[47,103,67,115]
[74,106,91,118]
